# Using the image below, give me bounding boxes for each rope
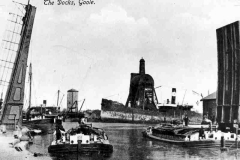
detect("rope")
[0,2,25,104]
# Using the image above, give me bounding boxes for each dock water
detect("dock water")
[27,122,240,160]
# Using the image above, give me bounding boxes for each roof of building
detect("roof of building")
[201,92,216,101]
[67,89,78,92]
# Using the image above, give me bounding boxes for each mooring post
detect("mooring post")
[77,140,80,160]
[77,140,81,153]
[221,136,225,148]
[221,136,228,152]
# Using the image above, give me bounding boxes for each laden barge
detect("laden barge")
[142,124,240,149]
[48,123,113,155]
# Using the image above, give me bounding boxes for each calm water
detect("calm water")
[29,122,240,160]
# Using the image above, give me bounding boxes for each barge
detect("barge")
[142,124,240,149]
[48,123,113,154]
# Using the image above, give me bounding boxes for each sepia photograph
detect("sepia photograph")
[0,0,240,159]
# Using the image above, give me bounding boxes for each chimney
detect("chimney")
[171,88,176,104]
[43,100,47,107]
[139,58,145,75]
[167,99,170,104]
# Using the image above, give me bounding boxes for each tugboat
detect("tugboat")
[48,120,113,154]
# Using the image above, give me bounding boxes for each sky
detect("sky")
[0,0,240,112]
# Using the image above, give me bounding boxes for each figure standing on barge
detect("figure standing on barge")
[183,115,189,126]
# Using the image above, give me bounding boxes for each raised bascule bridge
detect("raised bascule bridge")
[0,2,36,129]
[216,21,240,133]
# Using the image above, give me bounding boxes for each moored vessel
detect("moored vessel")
[23,99,61,134]
[142,124,240,149]
[48,123,113,154]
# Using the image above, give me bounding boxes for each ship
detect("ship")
[101,58,202,124]
[23,101,61,134]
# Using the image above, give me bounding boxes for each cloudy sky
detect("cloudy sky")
[0,0,240,112]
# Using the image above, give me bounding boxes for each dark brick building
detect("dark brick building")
[125,58,158,111]
[201,92,216,122]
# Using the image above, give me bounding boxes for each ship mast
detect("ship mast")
[28,63,32,109]
[57,90,60,107]
[57,90,60,113]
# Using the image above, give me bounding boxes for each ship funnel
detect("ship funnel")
[43,100,47,107]
[171,88,176,104]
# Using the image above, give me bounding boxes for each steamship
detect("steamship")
[23,100,60,134]
[101,58,202,124]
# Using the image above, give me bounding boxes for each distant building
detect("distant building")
[201,92,216,122]
[67,89,78,113]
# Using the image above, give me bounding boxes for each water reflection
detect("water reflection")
[28,122,240,160]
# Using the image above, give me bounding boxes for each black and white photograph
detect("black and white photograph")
[0,0,240,159]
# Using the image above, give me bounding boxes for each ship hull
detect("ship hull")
[143,132,240,149]
[48,143,113,154]
[101,110,161,124]
[23,119,57,134]
[101,99,202,124]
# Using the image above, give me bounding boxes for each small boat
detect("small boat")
[48,123,113,154]
[142,124,240,149]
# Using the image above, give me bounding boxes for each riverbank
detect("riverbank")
[0,130,51,160]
